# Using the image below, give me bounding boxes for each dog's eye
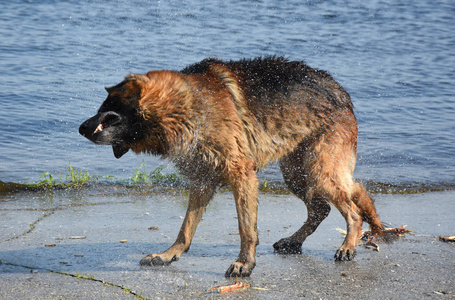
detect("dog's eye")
[101,112,122,128]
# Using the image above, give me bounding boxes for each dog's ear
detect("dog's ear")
[104,76,145,104]
[105,81,126,94]
[105,74,139,95]
[113,143,129,158]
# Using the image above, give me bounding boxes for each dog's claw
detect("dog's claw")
[225,262,254,277]
[140,254,171,266]
[334,248,356,261]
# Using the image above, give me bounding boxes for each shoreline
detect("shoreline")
[2,178,455,196]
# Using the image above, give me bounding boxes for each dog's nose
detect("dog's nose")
[79,120,89,136]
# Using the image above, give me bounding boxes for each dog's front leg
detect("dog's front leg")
[140,181,215,266]
[225,165,259,277]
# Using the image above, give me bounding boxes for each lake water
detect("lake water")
[0,0,454,191]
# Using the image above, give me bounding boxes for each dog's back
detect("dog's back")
[182,56,356,169]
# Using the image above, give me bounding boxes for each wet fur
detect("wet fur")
[79,57,384,277]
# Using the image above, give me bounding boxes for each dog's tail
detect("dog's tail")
[352,182,385,238]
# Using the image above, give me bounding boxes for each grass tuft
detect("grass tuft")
[2,161,184,193]
[132,160,183,185]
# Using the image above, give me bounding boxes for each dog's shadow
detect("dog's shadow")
[0,242,241,274]
[0,241,338,276]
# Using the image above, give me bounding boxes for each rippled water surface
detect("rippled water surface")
[0,0,454,189]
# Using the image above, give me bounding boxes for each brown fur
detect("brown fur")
[79,57,384,277]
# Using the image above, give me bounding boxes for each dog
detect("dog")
[79,57,384,277]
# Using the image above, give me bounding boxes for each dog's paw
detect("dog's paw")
[334,248,356,261]
[225,261,255,277]
[273,238,302,254]
[139,254,178,266]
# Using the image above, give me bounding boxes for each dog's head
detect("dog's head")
[79,75,148,158]
[80,71,192,158]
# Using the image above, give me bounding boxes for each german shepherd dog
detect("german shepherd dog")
[79,57,384,277]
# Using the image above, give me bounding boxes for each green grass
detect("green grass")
[132,160,183,185]
[35,162,90,189]
[9,161,183,192]
[3,161,283,197]
[131,161,148,183]
[66,163,90,185]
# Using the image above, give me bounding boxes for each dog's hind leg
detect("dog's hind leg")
[274,146,332,254]
[273,195,331,254]
[140,181,215,266]
[304,121,365,261]
[329,193,363,261]
[275,114,379,261]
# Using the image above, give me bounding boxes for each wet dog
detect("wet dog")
[79,57,384,277]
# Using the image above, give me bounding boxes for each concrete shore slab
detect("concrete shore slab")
[1,188,454,299]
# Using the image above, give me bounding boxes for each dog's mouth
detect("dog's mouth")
[93,112,122,134]
[94,123,104,134]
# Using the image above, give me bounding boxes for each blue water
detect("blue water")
[0,0,454,189]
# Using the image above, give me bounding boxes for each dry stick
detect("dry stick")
[439,236,455,242]
[207,281,250,293]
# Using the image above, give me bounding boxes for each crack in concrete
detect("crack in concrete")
[0,260,147,299]
[1,201,149,298]
[2,210,55,242]
[1,200,138,242]
[0,200,136,213]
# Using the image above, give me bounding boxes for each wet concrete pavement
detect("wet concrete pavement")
[1,187,454,299]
